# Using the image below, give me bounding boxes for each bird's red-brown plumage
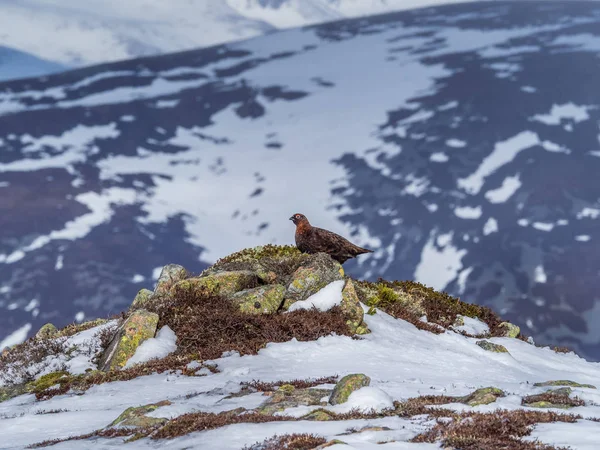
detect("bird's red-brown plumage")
[289,213,373,264]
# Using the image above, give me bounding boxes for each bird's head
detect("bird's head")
[289,213,309,226]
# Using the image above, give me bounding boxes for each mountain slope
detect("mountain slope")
[0,0,471,70]
[2,1,600,360]
[0,46,65,82]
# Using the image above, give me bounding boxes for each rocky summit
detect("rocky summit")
[0,246,599,449]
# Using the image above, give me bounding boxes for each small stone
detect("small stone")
[98,309,159,371]
[111,400,172,428]
[476,340,509,353]
[459,387,505,406]
[534,380,596,389]
[35,323,58,340]
[231,284,285,314]
[131,289,154,309]
[498,322,520,338]
[329,373,371,405]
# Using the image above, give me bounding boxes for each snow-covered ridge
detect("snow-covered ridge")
[0,0,474,73]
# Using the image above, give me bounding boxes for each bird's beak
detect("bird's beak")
[289,216,294,221]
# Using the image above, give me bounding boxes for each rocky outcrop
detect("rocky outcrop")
[99,309,159,371]
[329,373,371,405]
[131,289,154,309]
[341,279,369,335]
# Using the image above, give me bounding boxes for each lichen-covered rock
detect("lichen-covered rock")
[111,400,172,428]
[499,322,520,338]
[354,282,426,317]
[329,373,371,405]
[99,309,159,371]
[341,279,369,334]
[522,387,583,409]
[302,409,335,421]
[231,285,285,314]
[172,271,259,297]
[29,371,71,394]
[0,383,29,403]
[534,380,596,389]
[284,253,344,309]
[154,264,187,296]
[257,386,331,415]
[131,289,154,309]
[476,340,509,353]
[35,323,58,340]
[459,387,505,406]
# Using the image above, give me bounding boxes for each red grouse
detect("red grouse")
[290,213,374,264]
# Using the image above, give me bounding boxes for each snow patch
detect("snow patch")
[0,323,32,350]
[484,175,521,203]
[483,217,499,235]
[287,280,345,312]
[453,315,490,336]
[124,326,178,368]
[454,206,482,219]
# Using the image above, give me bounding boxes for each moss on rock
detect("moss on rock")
[341,279,368,334]
[257,387,330,415]
[302,409,336,421]
[154,264,188,296]
[284,253,344,309]
[476,340,509,353]
[231,285,286,314]
[459,387,505,406]
[111,400,172,428]
[499,322,520,338]
[131,289,154,309]
[99,309,159,371]
[35,323,58,340]
[172,271,260,297]
[329,373,371,405]
[29,371,71,395]
[534,380,596,389]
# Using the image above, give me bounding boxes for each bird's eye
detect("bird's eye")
[296,215,301,219]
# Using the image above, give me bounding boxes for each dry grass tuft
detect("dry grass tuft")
[243,433,327,450]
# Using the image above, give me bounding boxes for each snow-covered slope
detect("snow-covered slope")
[1,284,600,449]
[0,0,471,71]
[0,47,65,82]
[2,1,600,361]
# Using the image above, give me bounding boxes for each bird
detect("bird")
[289,213,374,264]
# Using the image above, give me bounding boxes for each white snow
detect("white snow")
[458,131,540,195]
[429,152,449,162]
[532,222,554,232]
[483,217,499,235]
[452,316,490,336]
[124,326,178,369]
[415,231,466,291]
[534,265,547,284]
[532,103,591,125]
[484,175,521,203]
[0,0,474,71]
[0,323,32,350]
[577,207,600,219]
[287,280,345,312]
[445,138,466,148]
[454,206,482,219]
[1,296,600,449]
[576,235,591,242]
